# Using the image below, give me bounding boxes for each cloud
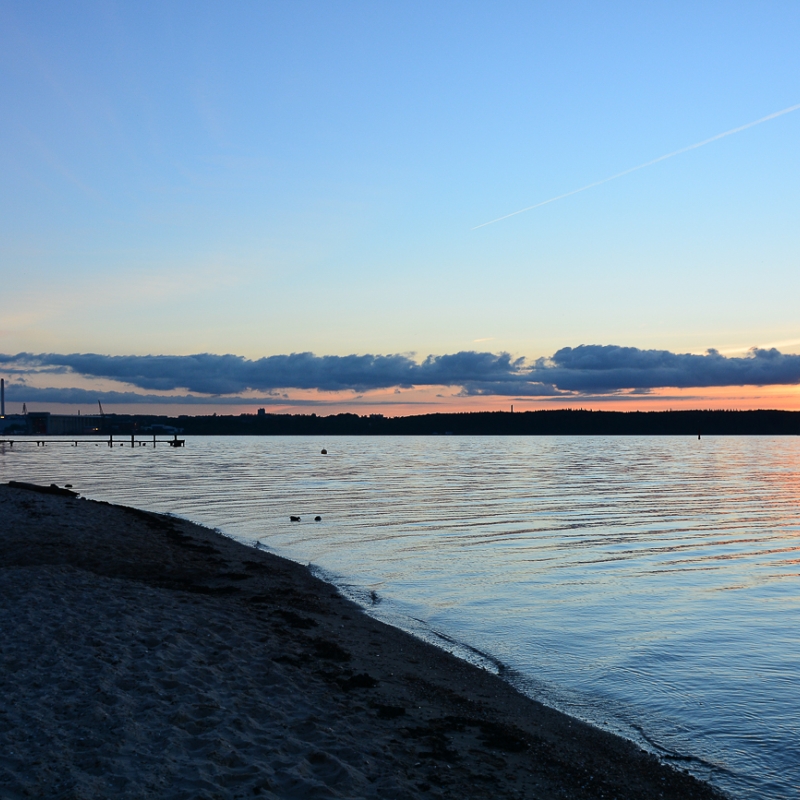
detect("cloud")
[0,385,323,406]
[0,351,528,395]
[456,381,563,397]
[540,345,800,393]
[2,344,800,401]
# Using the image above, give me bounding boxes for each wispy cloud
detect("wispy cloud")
[473,102,800,229]
[0,385,325,406]
[718,337,800,355]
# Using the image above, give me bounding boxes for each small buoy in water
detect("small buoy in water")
[290,515,301,522]
[314,515,322,522]
[321,448,327,454]
[65,484,73,489]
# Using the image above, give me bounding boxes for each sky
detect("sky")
[1,1,799,415]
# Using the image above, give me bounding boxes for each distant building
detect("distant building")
[19,412,103,435]
[257,408,266,416]
[0,415,27,435]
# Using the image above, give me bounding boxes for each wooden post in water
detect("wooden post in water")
[109,434,113,447]
[153,433,156,448]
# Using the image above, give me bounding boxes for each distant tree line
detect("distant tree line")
[93,409,800,436]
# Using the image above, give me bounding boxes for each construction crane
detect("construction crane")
[98,401,105,417]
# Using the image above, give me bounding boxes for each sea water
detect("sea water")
[2,435,799,799]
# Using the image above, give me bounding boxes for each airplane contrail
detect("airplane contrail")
[473,102,800,230]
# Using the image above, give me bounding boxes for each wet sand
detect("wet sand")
[0,482,725,799]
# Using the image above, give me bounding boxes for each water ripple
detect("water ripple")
[3,434,800,799]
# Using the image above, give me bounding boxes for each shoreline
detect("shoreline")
[0,482,726,799]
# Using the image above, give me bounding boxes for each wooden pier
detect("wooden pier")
[0,434,185,448]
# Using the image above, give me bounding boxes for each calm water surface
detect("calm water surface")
[2,435,799,799]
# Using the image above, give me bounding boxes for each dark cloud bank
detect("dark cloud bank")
[2,345,800,403]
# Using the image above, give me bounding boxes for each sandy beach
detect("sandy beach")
[0,481,725,800]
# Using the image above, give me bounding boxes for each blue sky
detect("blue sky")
[2,2,799,413]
